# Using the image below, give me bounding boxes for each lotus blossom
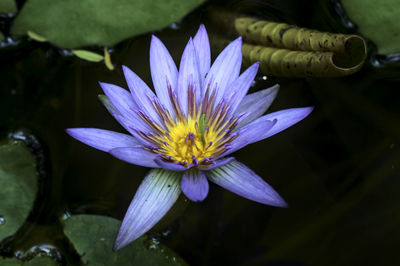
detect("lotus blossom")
[66,25,312,250]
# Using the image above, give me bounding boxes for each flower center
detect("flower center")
[137,86,241,167]
[159,116,218,165]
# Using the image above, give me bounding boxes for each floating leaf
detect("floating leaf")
[11,0,204,49]
[0,140,37,241]
[72,50,104,62]
[341,0,400,54]
[104,47,115,71]
[0,256,57,265]
[63,215,187,265]
[27,31,47,42]
[0,0,17,14]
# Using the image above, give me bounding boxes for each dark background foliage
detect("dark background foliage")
[1,0,400,265]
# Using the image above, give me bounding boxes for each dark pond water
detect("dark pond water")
[1,0,400,265]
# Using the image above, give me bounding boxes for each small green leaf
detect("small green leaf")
[63,215,187,265]
[199,114,206,144]
[27,30,47,42]
[72,50,104,62]
[0,140,38,241]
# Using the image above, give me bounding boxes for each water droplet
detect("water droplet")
[0,214,5,225]
[161,229,171,237]
[61,211,72,220]
[169,22,181,30]
[0,36,21,48]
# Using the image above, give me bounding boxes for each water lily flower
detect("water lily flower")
[66,25,312,250]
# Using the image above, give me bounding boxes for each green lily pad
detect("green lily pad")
[0,0,17,14]
[0,140,38,241]
[0,256,57,265]
[342,0,400,54]
[11,0,204,49]
[63,215,187,265]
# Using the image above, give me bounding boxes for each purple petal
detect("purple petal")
[109,147,159,168]
[245,107,314,140]
[207,160,287,207]
[193,24,210,86]
[235,85,279,128]
[114,169,181,250]
[177,38,201,116]
[99,82,137,117]
[199,157,235,171]
[123,66,164,127]
[99,82,152,133]
[98,96,152,146]
[66,128,139,152]
[222,119,277,157]
[98,94,135,135]
[150,36,178,115]
[154,159,188,171]
[224,62,259,114]
[180,170,209,202]
[203,37,242,104]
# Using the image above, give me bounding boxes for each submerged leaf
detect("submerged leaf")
[72,50,104,62]
[0,0,17,14]
[0,256,57,265]
[11,0,204,49]
[63,215,187,265]
[0,140,37,241]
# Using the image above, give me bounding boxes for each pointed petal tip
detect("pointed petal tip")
[195,24,207,37]
[232,36,242,46]
[112,240,123,251]
[266,193,288,208]
[122,65,129,72]
[151,34,162,45]
[98,81,111,92]
[297,106,314,119]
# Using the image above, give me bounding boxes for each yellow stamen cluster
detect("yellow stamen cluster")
[158,117,217,165]
[138,86,239,167]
